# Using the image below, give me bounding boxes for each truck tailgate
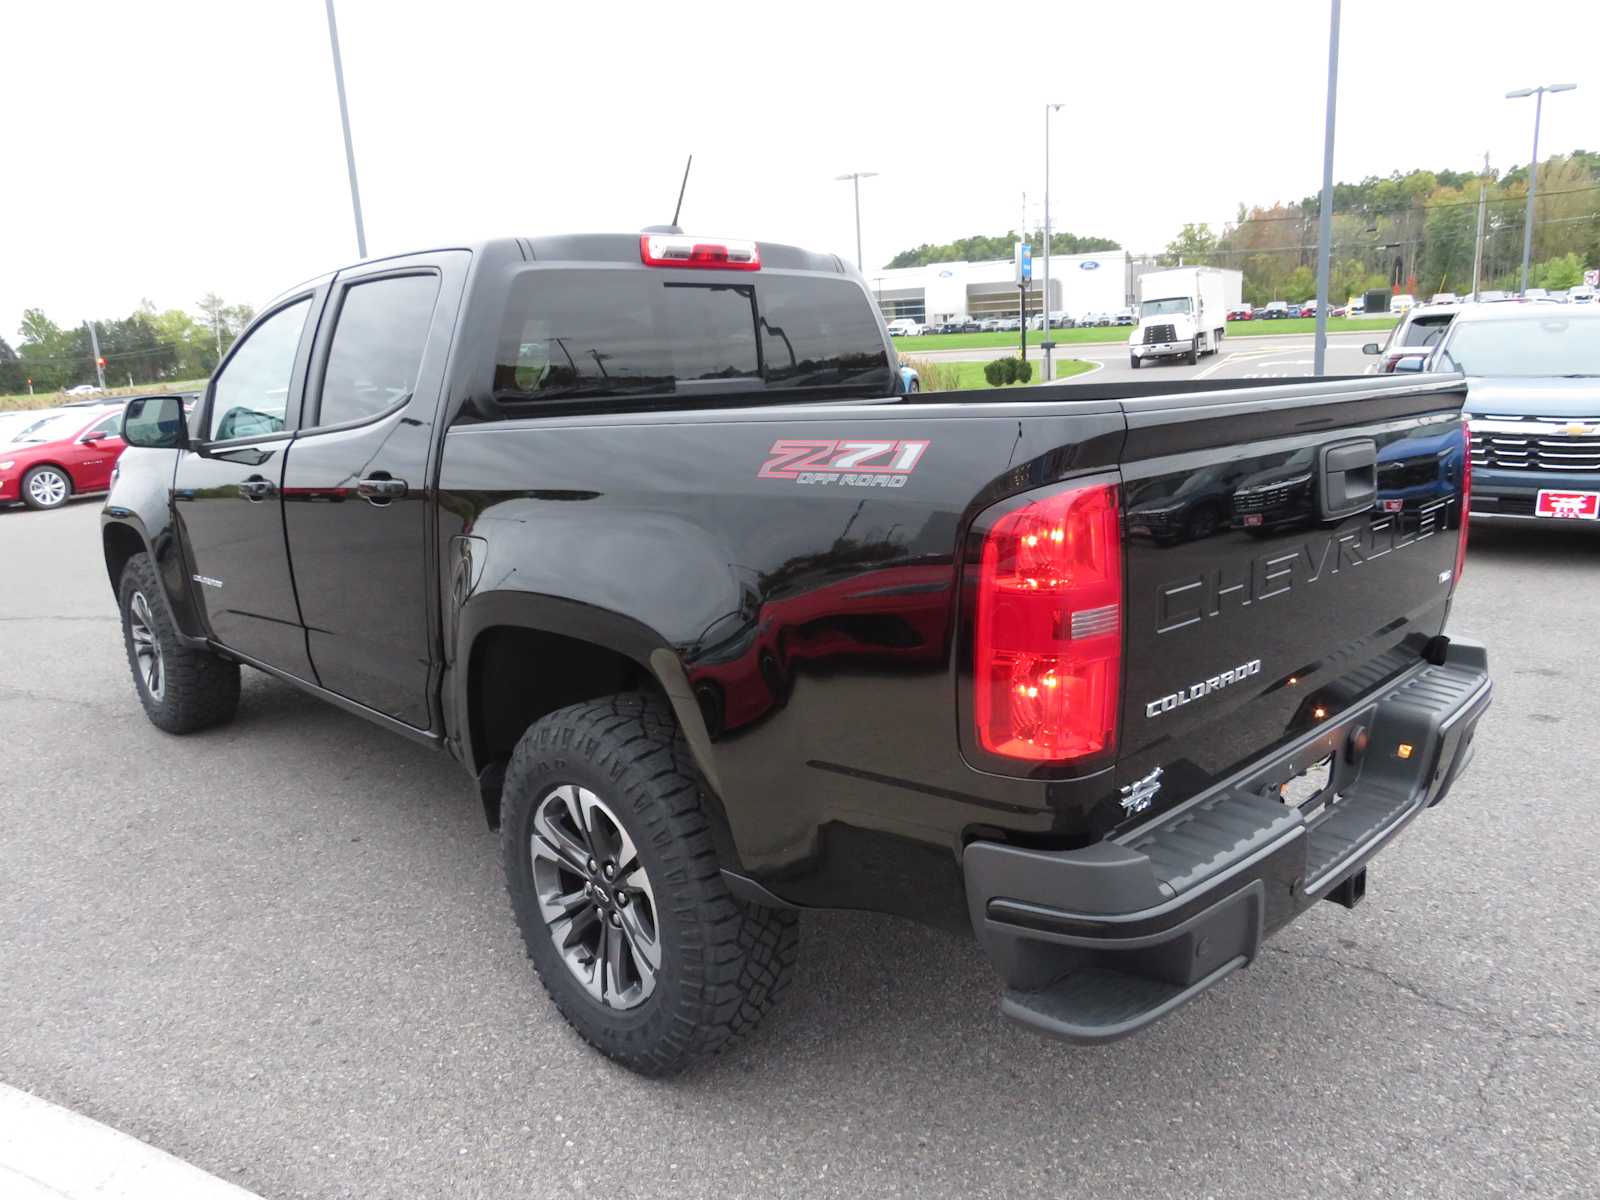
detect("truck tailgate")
[1114,376,1469,820]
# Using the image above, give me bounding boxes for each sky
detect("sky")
[3,0,1598,338]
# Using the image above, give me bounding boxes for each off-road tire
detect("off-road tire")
[501,694,798,1075]
[118,552,241,733]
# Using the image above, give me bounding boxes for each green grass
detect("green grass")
[0,379,210,413]
[892,316,1396,353]
[907,358,1094,391]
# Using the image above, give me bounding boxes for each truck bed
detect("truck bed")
[439,372,1470,923]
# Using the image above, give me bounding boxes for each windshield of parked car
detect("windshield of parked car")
[1141,298,1192,317]
[9,412,89,443]
[1441,316,1600,377]
[1402,314,1454,346]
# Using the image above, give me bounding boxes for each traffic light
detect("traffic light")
[97,356,107,368]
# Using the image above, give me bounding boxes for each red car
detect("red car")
[1227,304,1254,321]
[0,404,127,510]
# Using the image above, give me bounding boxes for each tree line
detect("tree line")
[0,294,256,394]
[885,229,1120,269]
[1163,151,1599,305]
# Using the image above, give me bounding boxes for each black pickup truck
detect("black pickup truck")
[103,231,1490,1075]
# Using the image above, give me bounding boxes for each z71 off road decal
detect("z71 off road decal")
[758,438,930,487]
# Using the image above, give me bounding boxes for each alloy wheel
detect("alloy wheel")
[28,469,68,507]
[128,591,164,701]
[530,784,661,1009]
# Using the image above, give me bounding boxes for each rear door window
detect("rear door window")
[315,274,440,427]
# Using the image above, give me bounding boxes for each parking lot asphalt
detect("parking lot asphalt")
[2,499,1597,1200]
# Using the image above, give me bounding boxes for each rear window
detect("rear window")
[494,271,890,404]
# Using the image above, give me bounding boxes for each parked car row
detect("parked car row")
[0,393,196,511]
[889,309,1134,336]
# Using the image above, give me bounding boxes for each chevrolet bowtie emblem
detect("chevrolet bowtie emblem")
[1565,423,1596,436]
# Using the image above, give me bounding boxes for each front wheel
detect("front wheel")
[1129,355,1141,370]
[118,552,241,733]
[501,694,798,1075]
[1186,338,1200,366]
[22,465,71,510]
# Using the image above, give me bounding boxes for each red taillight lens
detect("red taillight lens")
[1455,418,1471,587]
[639,233,761,270]
[974,482,1122,762]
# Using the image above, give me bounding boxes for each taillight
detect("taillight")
[974,481,1122,762]
[1454,419,1471,586]
[639,233,760,270]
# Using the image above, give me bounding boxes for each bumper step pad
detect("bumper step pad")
[967,640,1492,1044]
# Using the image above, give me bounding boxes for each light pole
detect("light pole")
[1312,0,1340,377]
[835,172,879,271]
[324,0,368,259]
[1506,82,1576,294]
[1042,103,1063,381]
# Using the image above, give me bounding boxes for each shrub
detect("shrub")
[983,358,1009,386]
[1013,359,1033,383]
[900,357,963,392]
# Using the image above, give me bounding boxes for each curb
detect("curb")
[0,1084,263,1200]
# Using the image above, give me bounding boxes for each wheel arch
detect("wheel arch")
[101,515,209,646]
[21,460,76,491]
[450,590,735,863]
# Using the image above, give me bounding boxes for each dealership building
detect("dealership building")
[870,250,1145,325]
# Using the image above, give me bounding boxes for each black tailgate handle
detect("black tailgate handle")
[1319,439,1377,520]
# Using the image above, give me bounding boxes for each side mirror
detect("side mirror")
[1392,356,1426,373]
[122,395,190,449]
[1361,342,1381,355]
[80,430,107,444]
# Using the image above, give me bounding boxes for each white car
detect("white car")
[1567,287,1595,304]
[1429,292,1459,305]
[886,318,922,338]
[1391,294,1417,316]
[63,384,102,396]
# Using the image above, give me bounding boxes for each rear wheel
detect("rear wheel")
[22,465,71,510]
[118,552,240,733]
[501,694,798,1075]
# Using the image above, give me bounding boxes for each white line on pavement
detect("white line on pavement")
[0,1084,264,1200]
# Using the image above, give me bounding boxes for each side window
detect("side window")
[209,299,311,441]
[87,411,123,439]
[317,274,440,428]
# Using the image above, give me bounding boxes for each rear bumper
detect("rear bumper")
[962,638,1491,1044]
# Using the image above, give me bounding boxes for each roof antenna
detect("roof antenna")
[671,154,693,229]
[644,155,693,235]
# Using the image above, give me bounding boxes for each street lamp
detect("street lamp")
[1042,103,1063,381]
[834,172,879,271]
[324,0,367,258]
[1506,83,1576,293]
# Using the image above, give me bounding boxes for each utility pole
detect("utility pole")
[834,172,878,271]
[1312,0,1340,376]
[85,322,106,390]
[1506,83,1577,293]
[1042,102,1063,382]
[1471,151,1490,299]
[324,0,368,258]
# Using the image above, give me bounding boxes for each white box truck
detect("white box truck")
[1129,267,1243,368]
